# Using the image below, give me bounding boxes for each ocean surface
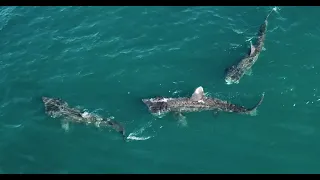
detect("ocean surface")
[0,6,320,174]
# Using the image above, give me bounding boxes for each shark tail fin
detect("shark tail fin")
[247,93,265,116]
[121,128,127,141]
[100,119,127,141]
[266,7,276,21]
[112,120,127,142]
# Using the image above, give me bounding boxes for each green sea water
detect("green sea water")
[0,6,320,174]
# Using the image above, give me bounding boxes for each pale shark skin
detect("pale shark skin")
[142,86,265,120]
[225,9,274,85]
[42,97,126,140]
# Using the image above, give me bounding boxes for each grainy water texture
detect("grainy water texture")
[0,6,319,174]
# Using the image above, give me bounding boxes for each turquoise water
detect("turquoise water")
[0,6,320,174]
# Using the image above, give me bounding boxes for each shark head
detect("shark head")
[225,66,241,85]
[42,96,67,115]
[42,96,50,104]
[225,76,239,85]
[142,97,170,117]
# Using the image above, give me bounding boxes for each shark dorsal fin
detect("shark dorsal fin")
[190,86,205,101]
[249,41,256,56]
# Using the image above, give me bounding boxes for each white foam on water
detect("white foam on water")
[273,6,280,13]
[245,36,254,42]
[127,135,151,141]
[270,6,282,19]
[126,121,153,141]
[4,124,22,129]
[0,7,16,31]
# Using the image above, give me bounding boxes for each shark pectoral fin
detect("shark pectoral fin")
[173,112,188,127]
[212,111,220,118]
[249,41,256,56]
[245,68,252,76]
[190,86,205,101]
[173,112,185,120]
[247,92,265,116]
[177,114,187,127]
[61,120,70,132]
[178,118,188,127]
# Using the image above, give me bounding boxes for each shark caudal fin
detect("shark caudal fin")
[100,119,127,141]
[111,120,127,141]
[258,8,275,35]
[120,127,126,141]
[247,93,265,116]
[265,6,278,21]
[266,9,274,20]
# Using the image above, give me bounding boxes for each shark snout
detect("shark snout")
[142,99,156,113]
[142,99,151,106]
[225,77,233,85]
[42,96,49,102]
[225,76,239,85]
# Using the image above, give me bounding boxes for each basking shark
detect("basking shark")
[142,86,264,119]
[42,96,126,140]
[225,8,275,85]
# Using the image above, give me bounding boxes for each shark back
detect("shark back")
[171,87,265,115]
[224,8,275,85]
[142,86,265,116]
[42,97,69,117]
[42,96,127,140]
